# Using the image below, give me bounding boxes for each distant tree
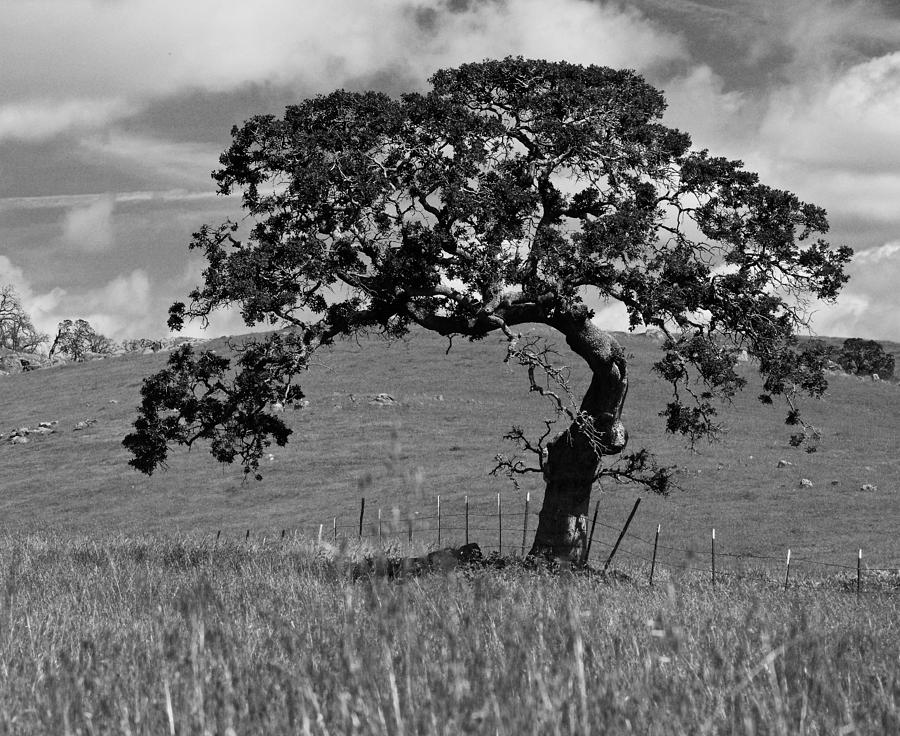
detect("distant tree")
[49,319,112,362]
[838,337,894,379]
[124,58,851,562]
[0,284,48,353]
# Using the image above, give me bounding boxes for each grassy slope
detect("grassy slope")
[1,327,899,571]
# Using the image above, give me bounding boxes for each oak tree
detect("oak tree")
[49,319,113,362]
[0,285,47,353]
[124,58,851,561]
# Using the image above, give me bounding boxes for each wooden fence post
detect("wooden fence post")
[245,529,250,542]
[857,548,862,601]
[497,492,502,555]
[333,516,337,544]
[465,495,469,545]
[784,549,791,591]
[437,495,442,547]
[358,497,365,540]
[582,500,601,566]
[711,528,716,586]
[603,497,641,572]
[378,509,382,545]
[318,524,323,544]
[521,491,530,557]
[649,524,660,586]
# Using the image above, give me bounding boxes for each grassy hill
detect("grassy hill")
[1,326,899,572]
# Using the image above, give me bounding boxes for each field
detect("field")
[0,534,898,734]
[1,326,899,569]
[1,327,899,732]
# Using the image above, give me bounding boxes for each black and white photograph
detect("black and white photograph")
[1,1,898,733]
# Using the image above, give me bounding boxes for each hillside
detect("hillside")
[1,327,899,571]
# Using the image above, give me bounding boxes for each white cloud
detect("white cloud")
[0,1,687,104]
[63,195,116,253]
[0,255,66,341]
[662,64,749,154]
[0,98,133,142]
[758,52,900,173]
[853,241,900,264]
[809,240,900,339]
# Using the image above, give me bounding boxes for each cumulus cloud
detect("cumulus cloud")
[63,195,116,252]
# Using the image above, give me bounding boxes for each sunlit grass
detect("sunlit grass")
[1,534,897,734]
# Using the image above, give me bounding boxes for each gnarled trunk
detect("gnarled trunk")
[529,317,628,563]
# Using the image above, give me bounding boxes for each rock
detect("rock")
[369,393,398,406]
[872,373,880,381]
[427,548,461,572]
[777,459,793,468]
[271,402,284,413]
[860,483,878,492]
[10,436,28,444]
[799,478,813,488]
[457,542,483,565]
[73,419,97,431]
[737,349,750,362]
[38,421,57,428]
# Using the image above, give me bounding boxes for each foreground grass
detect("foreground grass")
[0,535,897,735]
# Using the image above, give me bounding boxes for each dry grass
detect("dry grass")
[0,534,897,734]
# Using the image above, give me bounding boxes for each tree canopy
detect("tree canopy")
[0,285,47,354]
[124,58,851,557]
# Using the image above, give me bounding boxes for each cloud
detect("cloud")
[853,241,900,264]
[62,195,116,252]
[0,98,133,142]
[809,240,900,340]
[0,1,687,105]
[0,255,66,340]
[758,52,900,173]
[79,134,224,190]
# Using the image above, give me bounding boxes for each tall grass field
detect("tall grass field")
[1,327,899,731]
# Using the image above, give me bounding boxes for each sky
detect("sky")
[2,0,900,343]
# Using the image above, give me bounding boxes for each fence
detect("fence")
[215,492,899,593]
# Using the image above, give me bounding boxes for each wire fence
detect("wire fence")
[211,492,900,591]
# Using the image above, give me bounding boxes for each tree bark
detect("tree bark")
[529,316,628,563]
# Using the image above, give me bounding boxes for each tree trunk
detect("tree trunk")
[529,317,628,563]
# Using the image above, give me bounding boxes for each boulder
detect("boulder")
[777,459,793,468]
[860,483,878,492]
[799,478,813,488]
